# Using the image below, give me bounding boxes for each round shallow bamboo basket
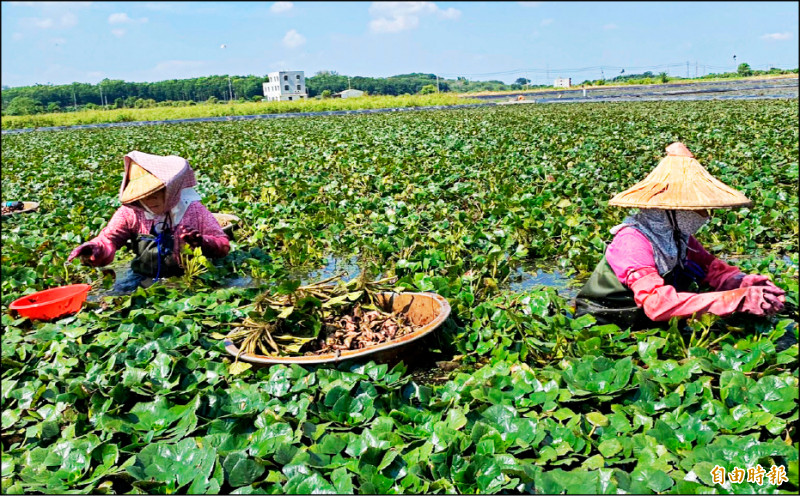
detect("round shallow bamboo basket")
[225,292,451,365]
[212,213,240,240]
[2,202,39,217]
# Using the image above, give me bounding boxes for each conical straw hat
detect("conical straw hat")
[608,142,752,210]
[120,162,165,204]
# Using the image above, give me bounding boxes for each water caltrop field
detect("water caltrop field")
[1,100,798,494]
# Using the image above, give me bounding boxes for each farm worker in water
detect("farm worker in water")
[67,151,230,286]
[575,142,785,329]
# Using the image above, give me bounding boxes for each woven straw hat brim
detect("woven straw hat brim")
[608,155,752,210]
[120,162,165,204]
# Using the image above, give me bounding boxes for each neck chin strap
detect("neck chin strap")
[153,213,173,282]
[666,211,685,270]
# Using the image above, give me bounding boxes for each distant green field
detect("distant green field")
[0,94,482,130]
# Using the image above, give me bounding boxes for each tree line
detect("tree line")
[1,72,536,116]
[4,65,794,116]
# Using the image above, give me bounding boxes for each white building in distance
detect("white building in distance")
[263,71,307,101]
[554,77,572,88]
[337,89,365,98]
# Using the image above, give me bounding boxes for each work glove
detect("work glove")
[67,242,103,266]
[738,274,785,295]
[175,225,203,248]
[739,286,785,316]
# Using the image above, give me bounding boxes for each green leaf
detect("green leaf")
[586,412,609,427]
[582,454,605,470]
[1,454,15,478]
[598,439,623,458]
[223,452,266,488]
[331,467,354,494]
[249,423,294,458]
[230,361,253,375]
[127,438,216,490]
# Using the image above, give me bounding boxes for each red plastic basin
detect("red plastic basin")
[9,284,91,321]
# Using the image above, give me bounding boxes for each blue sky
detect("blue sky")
[2,1,798,87]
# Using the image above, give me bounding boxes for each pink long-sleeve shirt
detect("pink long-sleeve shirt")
[88,202,230,267]
[605,227,745,321]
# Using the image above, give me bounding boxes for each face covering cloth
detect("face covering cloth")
[609,209,708,275]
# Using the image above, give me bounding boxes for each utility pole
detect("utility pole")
[695,62,698,78]
[220,44,234,102]
[72,85,77,111]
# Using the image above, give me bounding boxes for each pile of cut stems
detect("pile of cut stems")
[227,272,419,359]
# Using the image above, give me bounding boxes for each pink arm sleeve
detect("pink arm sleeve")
[628,268,751,321]
[605,228,748,321]
[181,203,230,258]
[605,228,658,284]
[88,207,137,266]
[687,236,744,291]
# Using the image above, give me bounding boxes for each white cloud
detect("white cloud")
[603,23,617,30]
[17,3,88,29]
[111,28,126,37]
[439,7,460,20]
[108,13,148,24]
[108,12,131,24]
[540,18,553,26]
[27,17,55,28]
[368,2,461,34]
[761,32,792,41]
[271,2,293,13]
[60,12,77,27]
[282,29,306,48]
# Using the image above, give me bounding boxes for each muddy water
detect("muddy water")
[92,249,795,301]
[507,263,581,298]
[287,255,361,283]
[223,255,583,296]
[222,254,362,290]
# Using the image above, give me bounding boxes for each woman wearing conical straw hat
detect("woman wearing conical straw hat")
[575,142,785,328]
[67,151,230,290]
